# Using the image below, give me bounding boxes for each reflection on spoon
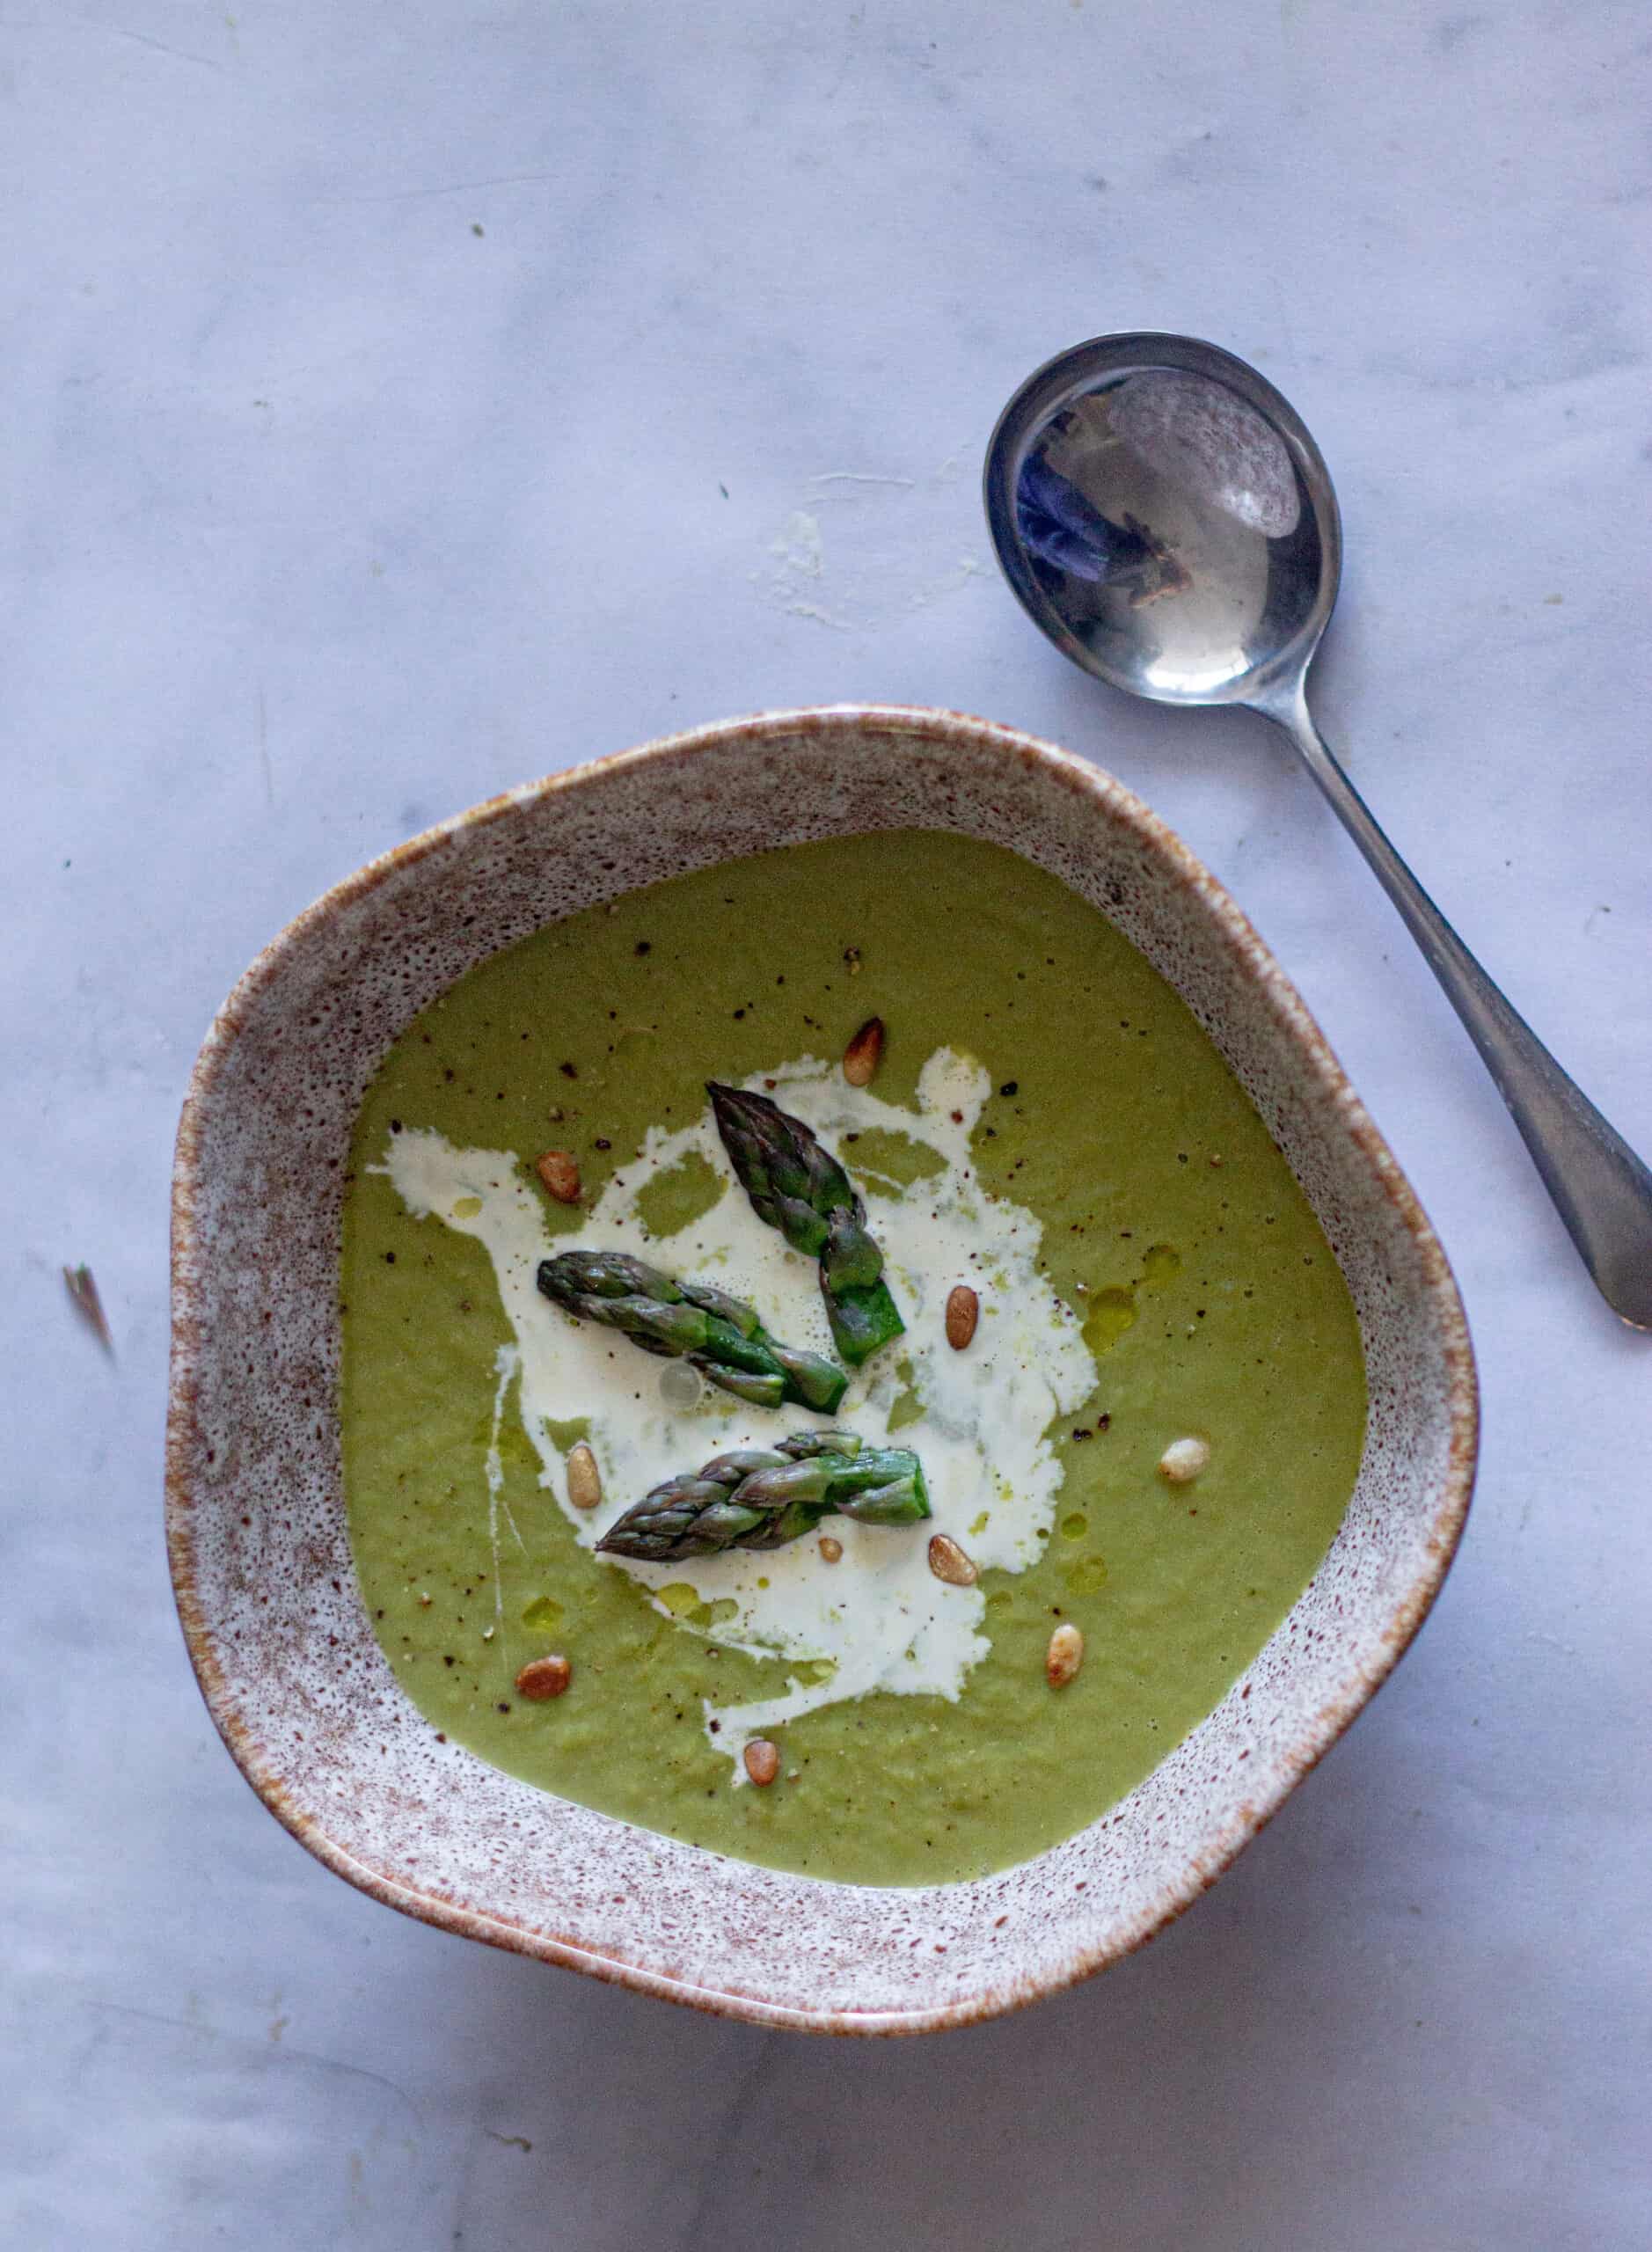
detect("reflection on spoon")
[1015,450,1127,582]
[1109,369,1301,538]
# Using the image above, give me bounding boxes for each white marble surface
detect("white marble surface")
[4,2,1649,2244]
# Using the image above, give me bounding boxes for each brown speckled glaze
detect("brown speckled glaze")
[166,707,1477,2036]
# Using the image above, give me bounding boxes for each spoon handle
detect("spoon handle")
[1261,679,1652,1328]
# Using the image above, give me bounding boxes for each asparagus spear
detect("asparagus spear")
[537,1249,848,1415]
[705,1083,905,1367]
[596,1429,931,1562]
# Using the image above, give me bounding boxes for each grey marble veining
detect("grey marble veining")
[4,2,1649,2246]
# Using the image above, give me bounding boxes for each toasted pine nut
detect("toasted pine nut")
[928,1533,978,1587]
[945,1283,979,1350]
[1046,1623,1084,1687]
[1159,1437,1210,1485]
[843,1017,885,1086]
[567,1441,602,1511]
[515,1655,572,1700]
[535,1148,581,1203]
[818,1535,844,1563]
[744,1738,780,1787]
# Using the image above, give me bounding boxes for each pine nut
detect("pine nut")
[515,1655,571,1700]
[842,1017,885,1086]
[945,1283,979,1350]
[928,1534,978,1587]
[567,1441,602,1511]
[535,1148,581,1203]
[1159,1437,1210,1485]
[1046,1623,1084,1687]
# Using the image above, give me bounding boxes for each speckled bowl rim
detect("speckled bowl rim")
[167,705,1477,2035]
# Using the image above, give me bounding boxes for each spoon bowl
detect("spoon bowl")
[984,331,1652,1327]
[985,333,1339,706]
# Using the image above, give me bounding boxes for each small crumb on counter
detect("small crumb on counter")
[62,1263,113,1352]
[1159,1437,1210,1485]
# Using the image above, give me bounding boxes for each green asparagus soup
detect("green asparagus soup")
[340,830,1365,1886]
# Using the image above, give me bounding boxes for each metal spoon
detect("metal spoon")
[984,331,1652,1327]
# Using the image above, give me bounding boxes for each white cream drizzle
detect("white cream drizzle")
[376,1050,1096,1777]
[482,1343,526,1622]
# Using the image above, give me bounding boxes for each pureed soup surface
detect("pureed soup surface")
[340,830,1366,1886]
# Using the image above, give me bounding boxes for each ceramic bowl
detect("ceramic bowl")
[167,706,1476,2035]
